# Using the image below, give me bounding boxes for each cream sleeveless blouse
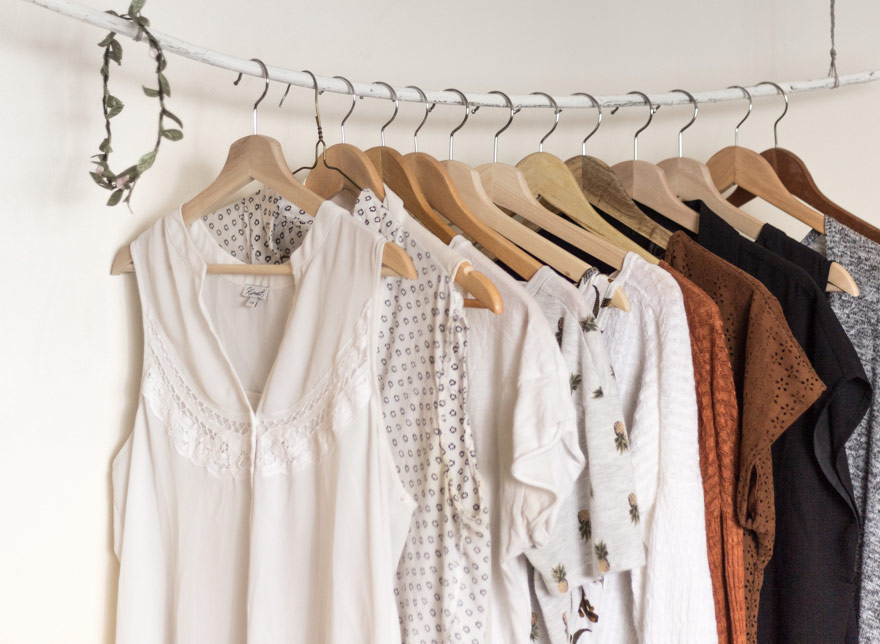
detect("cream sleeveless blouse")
[111,199,416,643]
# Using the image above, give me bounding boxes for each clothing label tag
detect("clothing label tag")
[242,284,269,309]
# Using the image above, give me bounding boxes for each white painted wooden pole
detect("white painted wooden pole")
[22,0,880,110]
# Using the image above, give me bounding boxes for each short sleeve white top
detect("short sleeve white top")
[111,197,416,644]
[449,236,584,644]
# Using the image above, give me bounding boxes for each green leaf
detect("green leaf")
[135,14,150,26]
[158,72,170,97]
[160,128,183,141]
[99,137,112,153]
[129,0,146,14]
[89,171,109,187]
[142,86,160,97]
[137,150,157,172]
[157,53,166,72]
[108,39,122,64]
[107,189,124,206]
[104,9,120,16]
[162,108,183,127]
[98,32,116,47]
[105,95,124,118]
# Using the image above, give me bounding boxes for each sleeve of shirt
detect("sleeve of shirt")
[636,286,717,644]
[504,312,584,559]
[580,327,646,576]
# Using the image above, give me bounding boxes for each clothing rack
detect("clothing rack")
[23,0,880,111]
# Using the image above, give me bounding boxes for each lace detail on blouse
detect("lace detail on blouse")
[141,300,374,479]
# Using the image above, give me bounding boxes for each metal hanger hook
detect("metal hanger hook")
[727,85,753,146]
[572,92,601,156]
[531,91,561,152]
[444,88,472,160]
[669,89,698,158]
[488,90,521,163]
[611,91,658,161]
[406,85,435,153]
[279,69,325,150]
[372,81,399,147]
[233,58,269,135]
[331,75,356,144]
[755,81,789,147]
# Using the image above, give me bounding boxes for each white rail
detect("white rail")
[22,0,880,110]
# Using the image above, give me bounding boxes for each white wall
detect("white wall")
[1,1,878,641]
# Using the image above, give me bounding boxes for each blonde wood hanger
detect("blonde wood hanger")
[401,87,542,281]
[610,91,701,232]
[721,83,857,295]
[290,75,386,200]
[656,89,765,238]
[706,86,825,233]
[476,91,633,274]
[516,92,657,263]
[296,79,456,242]
[112,61,415,280]
[565,93,671,249]
[438,89,596,281]
[301,80,501,310]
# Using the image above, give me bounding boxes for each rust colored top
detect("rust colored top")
[661,261,746,644]
[663,233,825,643]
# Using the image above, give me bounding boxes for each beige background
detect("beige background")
[1,0,878,641]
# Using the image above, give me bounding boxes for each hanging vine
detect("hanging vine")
[90,0,183,209]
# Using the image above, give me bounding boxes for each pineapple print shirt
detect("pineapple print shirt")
[573,253,717,644]
[518,267,644,644]
[190,184,492,643]
[111,197,415,644]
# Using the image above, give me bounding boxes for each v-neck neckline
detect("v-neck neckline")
[167,198,344,421]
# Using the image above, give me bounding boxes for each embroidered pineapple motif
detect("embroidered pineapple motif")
[551,564,569,593]
[628,492,640,524]
[555,316,565,347]
[595,542,610,573]
[570,373,583,392]
[578,509,592,542]
[579,316,598,332]
[592,387,604,398]
[613,420,629,453]
[530,611,539,641]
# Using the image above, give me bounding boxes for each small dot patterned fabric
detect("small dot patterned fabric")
[200,186,490,644]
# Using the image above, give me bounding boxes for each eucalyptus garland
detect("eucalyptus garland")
[90,0,183,208]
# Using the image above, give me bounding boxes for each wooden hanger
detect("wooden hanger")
[706,86,825,232]
[516,92,657,263]
[727,147,880,244]
[656,89,765,238]
[401,87,542,281]
[437,89,593,278]
[302,81,501,311]
[706,85,855,295]
[446,159,590,281]
[298,79,455,241]
[289,77,385,200]
[610,91,701,232]
[112,63,415,280]
[564,92,671,248]
[724,83,870,293]
[475,91,632,274]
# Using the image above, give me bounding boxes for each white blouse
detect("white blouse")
[111,199,416,644]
